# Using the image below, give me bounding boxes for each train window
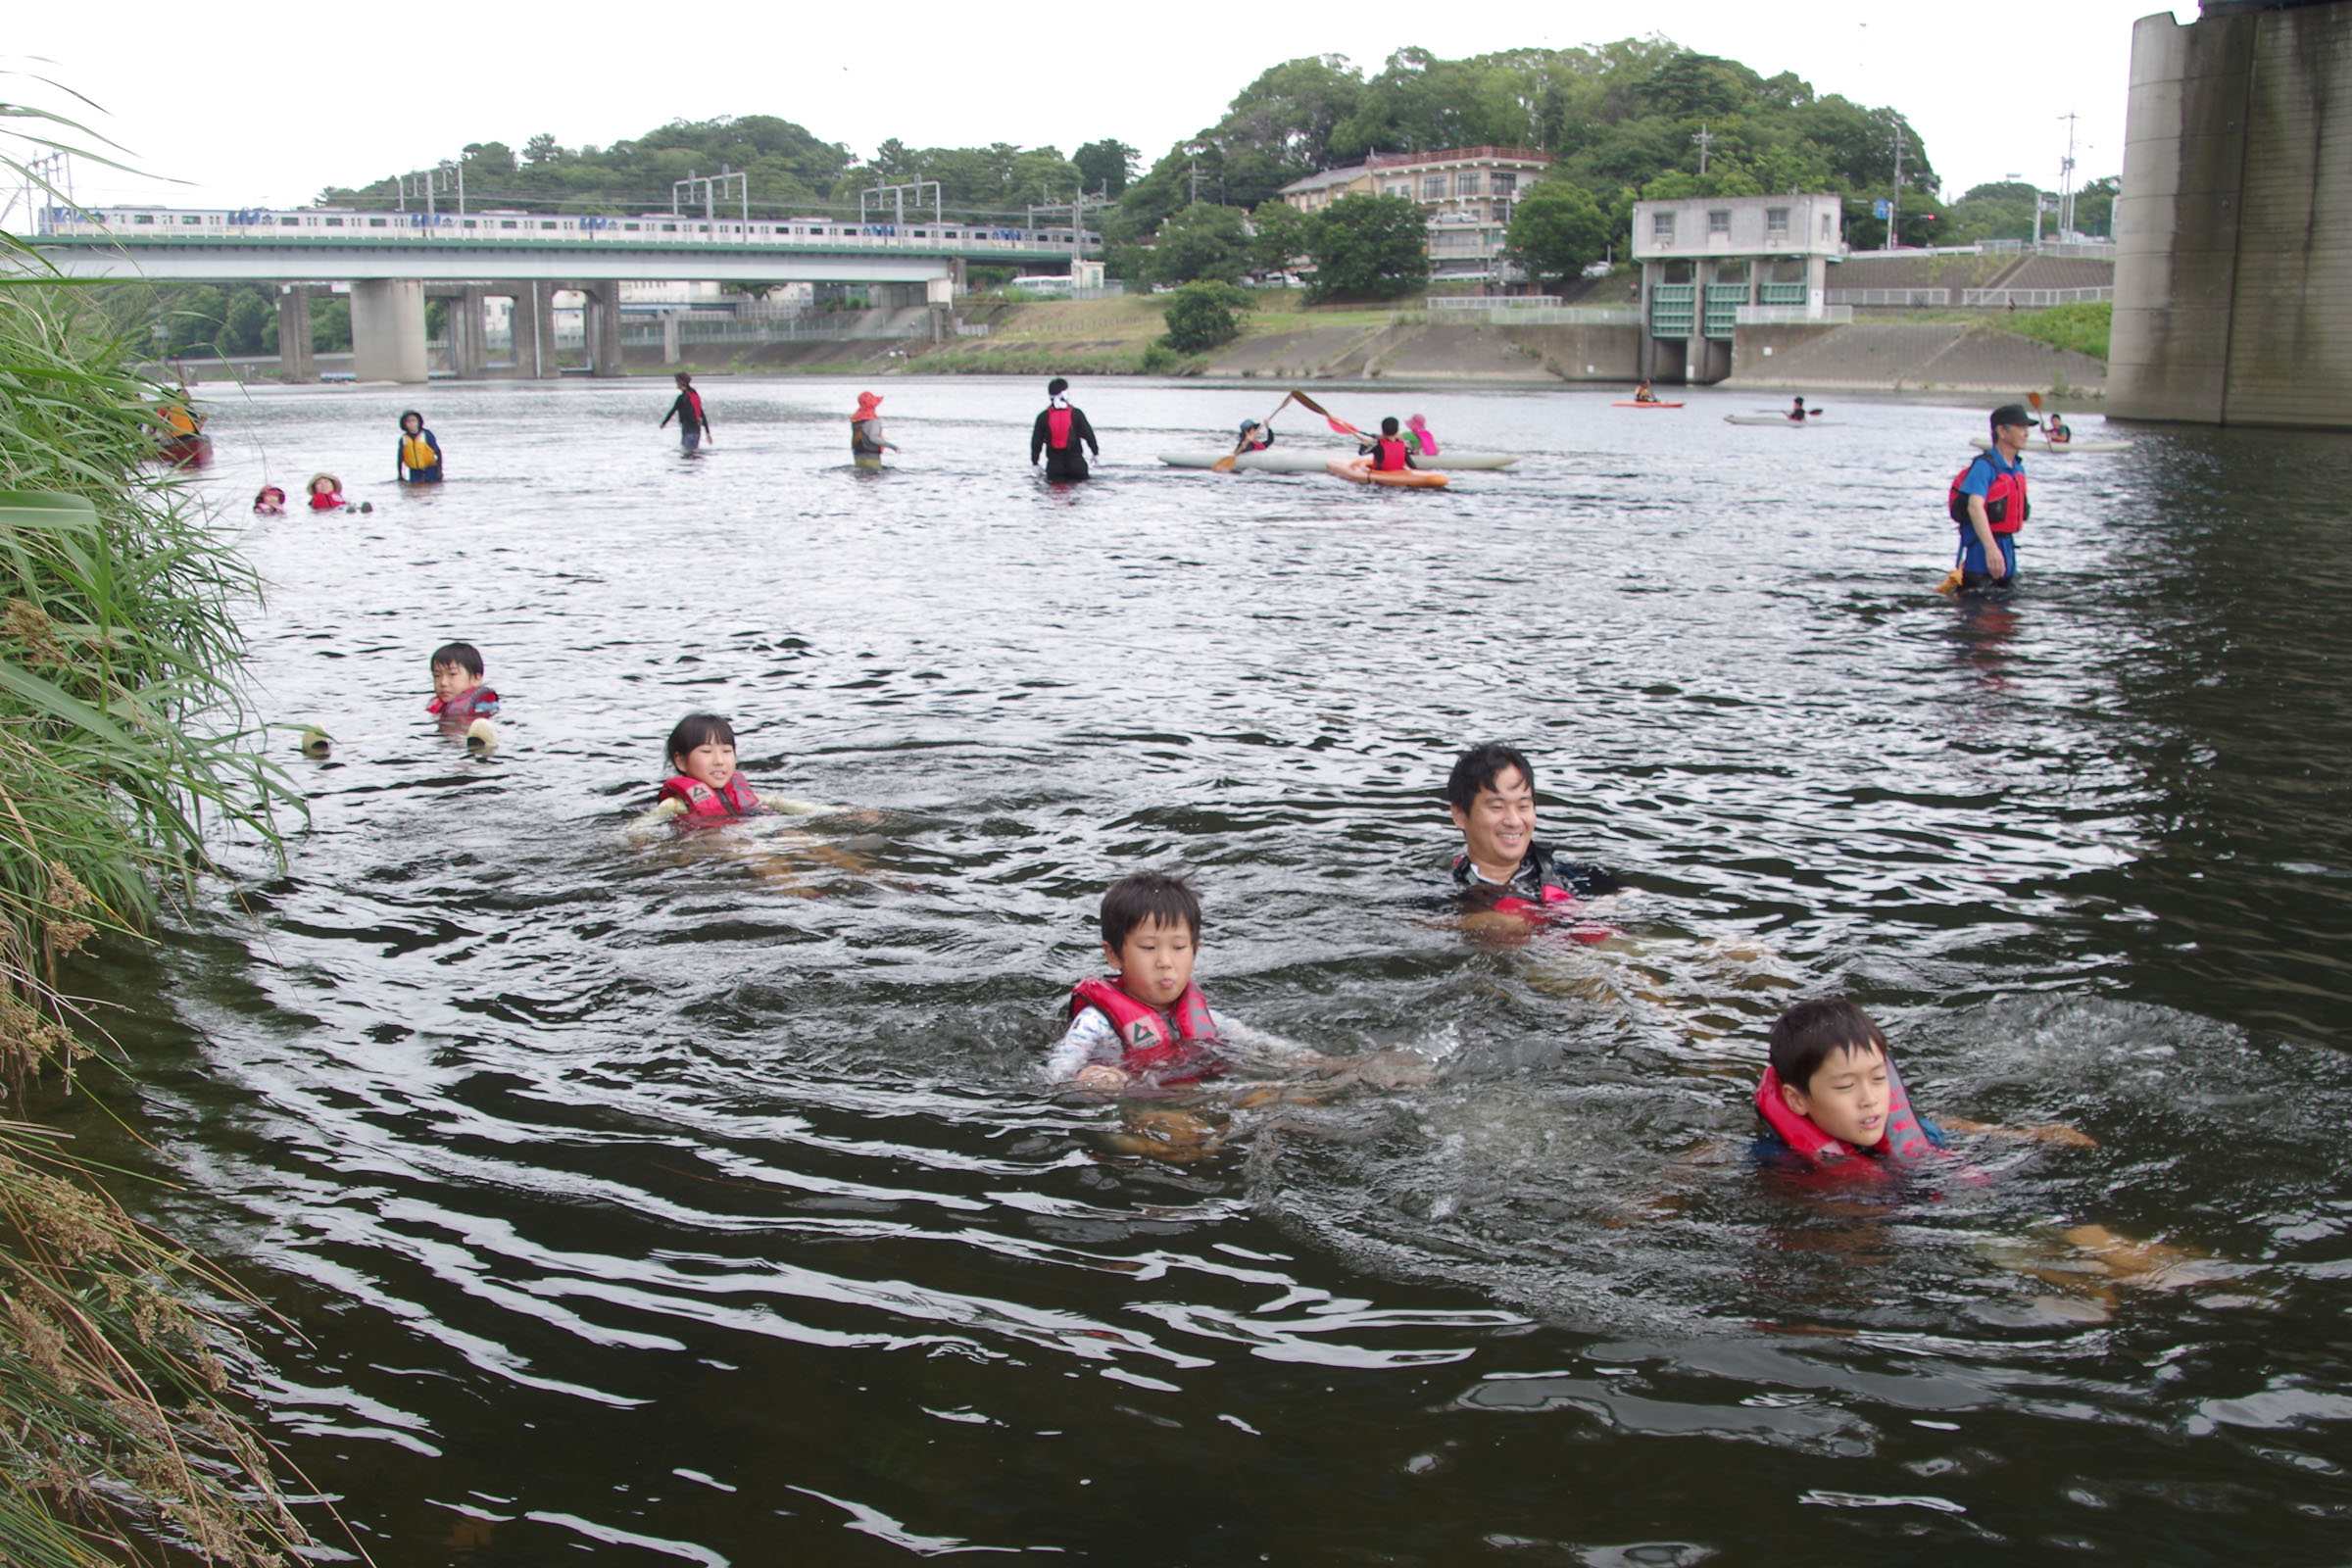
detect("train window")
[623,222,640,231]
[133,214,155,224]
[368,218,388,227]
[462,220,478,228]
[324,217,345,227]
[541,220,557,229]
[280,217,300,226]
[662,222,677,232]
[500,220,516,229]
[182,215,203,224]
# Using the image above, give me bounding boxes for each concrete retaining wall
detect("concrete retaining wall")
[2111,4,2352,429]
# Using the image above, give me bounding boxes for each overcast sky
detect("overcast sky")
[11,2,2190,218]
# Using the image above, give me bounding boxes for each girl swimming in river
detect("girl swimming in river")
[253,484,286,514]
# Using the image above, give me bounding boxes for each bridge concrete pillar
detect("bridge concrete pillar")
[446,286,489,379]
[276,285,316,382]
[512,281,556,378]
[350,277,428,383]
[580,283,626,377]
[662,310,682,365]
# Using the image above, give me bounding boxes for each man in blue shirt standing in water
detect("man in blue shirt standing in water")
[1955,404,2034,592]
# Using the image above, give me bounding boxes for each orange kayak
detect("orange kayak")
[1611,400,1684,409]
[1325,458,1447,488]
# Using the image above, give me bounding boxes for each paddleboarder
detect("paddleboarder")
[1030,377,1099,481]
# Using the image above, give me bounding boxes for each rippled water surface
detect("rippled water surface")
[67,377,2352,1562]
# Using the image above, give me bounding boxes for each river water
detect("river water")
[67,376,2352,1563]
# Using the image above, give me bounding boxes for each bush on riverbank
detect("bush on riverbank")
[0,268,318,1564]
[2012,302,2112,362]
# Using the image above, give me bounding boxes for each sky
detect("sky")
[8,1,2193,220]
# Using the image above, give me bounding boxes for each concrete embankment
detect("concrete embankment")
[1726,322,2107,400]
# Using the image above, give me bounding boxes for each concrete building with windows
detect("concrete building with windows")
[1277,146,1550,284]
[1632,192,1846,382]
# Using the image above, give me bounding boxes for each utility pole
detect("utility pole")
[673,168,751,240]
[1188,159,1201,205]
[1885,128,1906,252]
[2056,111,2081,239]
[1690,122,1715,176]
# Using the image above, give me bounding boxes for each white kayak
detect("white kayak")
[1723,414,1826,426]
[1969,436,2131,455]
[1161,448,1520,471]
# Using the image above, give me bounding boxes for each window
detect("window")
[1386,181,1410,198]
[324,217,345,227]
[1766,206,1789,240]
[1422,174,1446,200]
[1822,213,1834,239]
[1708,209,1730,235]
[280,217,300,226]
[462,219,478,228]
[541,220,558,230]
[1652,211,1676,243]
[368,218,388,227]
[182,214,204,225]
[1493,203,1513,223]
[622,221,639,231]
[1491,172,1517,197]
[133,213,154,224]
[1457,172,1481,196]
[499,220,517,229]
[662,222,677,232]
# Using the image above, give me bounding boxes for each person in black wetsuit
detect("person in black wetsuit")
[1445,741,1619,924]
[1029,376,1100,481]
[661,373,712,453]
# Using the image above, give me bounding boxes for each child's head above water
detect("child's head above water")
[1768,999,1893,1150]
[253,484,285,512]
[399,410,424,434]
[664,711,738,789]
[429,641,484,702]
[1099,872,1202,1010]
[308,472,341,496]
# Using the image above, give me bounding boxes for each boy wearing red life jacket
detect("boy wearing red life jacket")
[1446,742,1619,939]
[425,641,501,728]
[1050,872,1227,1092]
[1755,998,2094,1172]
[1361,416,1417,472]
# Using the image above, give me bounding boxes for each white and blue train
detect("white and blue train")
[35,205,1092,251]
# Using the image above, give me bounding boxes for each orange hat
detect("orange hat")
[853,391,883,416]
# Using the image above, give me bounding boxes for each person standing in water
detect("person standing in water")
[1029,376,1099,481]
[396,411,444,482]
[850,391,898,464]
[661,373,712,454]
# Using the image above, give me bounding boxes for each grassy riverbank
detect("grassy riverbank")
[0,277,317,1565]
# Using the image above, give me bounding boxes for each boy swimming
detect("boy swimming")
[425,642,500,729]
[1050,872,1227,1094]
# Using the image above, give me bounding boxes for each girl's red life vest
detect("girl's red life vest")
[658,772,765,820]
[1947,459,2030,533]
[1754,1055,1941,1168]
[309,491,343,512]
[1369,436,1411,471]
[1069,976,1227,1083]
[1047,407,1074,450]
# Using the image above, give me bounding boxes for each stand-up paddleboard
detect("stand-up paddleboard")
[1968,436,2131,455]
[1161,449,1515,472]
[1724,414,1826,426]
[1611,401,1685,409]
[1326,458,1448,488]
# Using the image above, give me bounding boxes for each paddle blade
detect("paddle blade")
[1210,454,1240,473]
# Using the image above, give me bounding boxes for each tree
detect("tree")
[1250,202,1313,277]
[1074,139,1139,197]
[1506,184,1612,292]
[220,289,276,357]
[523,132,562,167]
[463,141,516,178]
[1150,202,1251,285]
[1304,193,1429,303]
[1159,281,1255,353]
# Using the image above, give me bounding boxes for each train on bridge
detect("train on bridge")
[32,205,1097,252]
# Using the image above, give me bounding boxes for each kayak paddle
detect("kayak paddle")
[1288,389,1364,440]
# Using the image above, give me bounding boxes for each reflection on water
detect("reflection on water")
[56,379,2352,1561]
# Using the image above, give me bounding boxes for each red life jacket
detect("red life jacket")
[1069,976,1227,1083]
[1047,407,1074,450]
[1369,436,1411,471]
[425,684,499,722]
[309,492,343,512]
[1490,880,1613,945]
[1754,1056,1941,1169]
[1947,459,2030,533]
[658,773,765,820]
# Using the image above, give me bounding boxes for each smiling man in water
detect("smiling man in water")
[1446,742,1619,926]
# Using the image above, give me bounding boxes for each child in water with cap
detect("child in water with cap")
[396,411,444,482]
[850,392,897,462]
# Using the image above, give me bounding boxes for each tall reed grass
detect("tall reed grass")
[0,124,327,1561]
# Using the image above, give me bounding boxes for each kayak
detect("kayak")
[1723,415,1823,426]
[1969,436,2131,455]
[1162,449,1516,471]
[1612,401,1685,409]
[1326,458,1447,488]
[153,433,213,466]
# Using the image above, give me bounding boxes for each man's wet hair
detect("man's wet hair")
[1100,872,1201,950]
[1446,742,1536,813]
[664,712,737,767]
[430,642,484,678]
[1767,999,1889,1091]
